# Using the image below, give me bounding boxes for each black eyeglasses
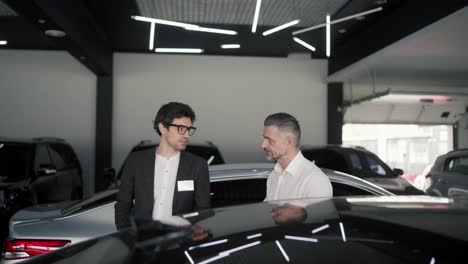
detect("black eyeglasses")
[166,123,197,136]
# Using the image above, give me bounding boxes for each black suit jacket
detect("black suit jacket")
[114,148,210,230]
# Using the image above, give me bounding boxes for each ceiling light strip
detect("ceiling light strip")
[221,44,240,49]
[293,37,316,52]
[132,15,196,28]
[0,40,7,45]
[155,48,203,54]
[186,26,237,35]
[149,22,155,50]
[262,19,300,36]
[252,0,262,33]
[292,7,383,35]
[326,14,330,57]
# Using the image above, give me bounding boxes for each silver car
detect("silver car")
[1,163,393,263]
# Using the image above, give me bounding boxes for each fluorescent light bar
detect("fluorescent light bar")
[184,251,195,264]
[149,22,155,50]
[263,19,300,36]
[189,239,228,250]
[293,37,316,52]
[275,241,290,262]
[312,224,330,234]
[252,0,262,33]
[221,44,240,49]
[247,233,262,239]
[292,7,383,35]
[0,40,8,45]
[185,25,237,35]
[132,15,196,28]
[339,222,347,242]
[155,48,203,54]
[285,235,318,243]
[326,14,330,57]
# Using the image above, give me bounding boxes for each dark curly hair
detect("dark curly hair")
[153,102,196,136]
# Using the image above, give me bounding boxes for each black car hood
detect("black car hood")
[0,178,27,190]
[23,196,468,264]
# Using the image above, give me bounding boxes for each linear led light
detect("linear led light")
[155,48,203,54]
[326,14,330,57]
[293,37,316,52]
[185,25,237,35]
[149,22,155,50]
[132,15,196,28]
[0,40,7,45]
[221,44,240,49]
[292,7,383,35]
[263,19,300,36]
[252,0,262,33]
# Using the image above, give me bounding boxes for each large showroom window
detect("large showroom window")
[343,124,453,184]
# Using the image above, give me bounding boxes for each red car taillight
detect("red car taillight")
[2,239,71,260]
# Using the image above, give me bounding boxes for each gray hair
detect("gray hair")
[264,112,301,148]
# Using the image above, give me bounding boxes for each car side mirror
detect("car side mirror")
[104,168,116,187]
[393,168,404,175]
[37,164,57,176]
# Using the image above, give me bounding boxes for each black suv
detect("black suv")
[425,149,468,198]
[302,145,424,195]
[0,138,83,239]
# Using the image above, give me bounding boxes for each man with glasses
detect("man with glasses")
[115,102,210,230]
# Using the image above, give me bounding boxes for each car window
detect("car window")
[302,149,349,174]
[0,142,34,181]
[349,153,363,170]
[210,178,267,208]
[331,182,376,196]
[366,155,388,177]
[49,144,77,170]
[445,156,468,174]
[35,144,52,168]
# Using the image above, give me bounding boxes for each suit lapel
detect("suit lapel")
[173,151,191,211]
[142,148,157,210]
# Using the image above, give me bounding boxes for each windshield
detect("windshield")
[0,142,34,181]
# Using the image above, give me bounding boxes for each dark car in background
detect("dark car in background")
[14,195,467,264]
[302,145,424,195]
[0,138,83,242]
[106,140,225,187]
[425,149,468,198]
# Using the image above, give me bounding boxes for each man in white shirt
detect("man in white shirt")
[261,112,332,201]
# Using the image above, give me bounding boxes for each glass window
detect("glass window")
[48,144,69,170]
[367,156,387,176]
[0,142,34,180]
[35,144,52,168]
[349,153,363,170]
[446,156,468,174]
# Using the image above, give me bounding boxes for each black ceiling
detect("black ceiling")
[1,0,467,76]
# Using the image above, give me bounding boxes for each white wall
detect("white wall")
[113,53,328,169]
[0,50,96,196]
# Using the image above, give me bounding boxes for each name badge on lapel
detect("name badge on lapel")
[178,180,194,192]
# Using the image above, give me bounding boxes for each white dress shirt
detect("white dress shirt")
[152,152,180,221]
[264,151,333,201]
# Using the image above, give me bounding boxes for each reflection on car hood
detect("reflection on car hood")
[365,176,412,190]
[24,196,468,264]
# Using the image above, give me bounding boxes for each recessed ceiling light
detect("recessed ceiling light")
[155,48,203,54]
[221,44,240,49]
[38,19,46,24]
[44,29,66,38]
[338,28,347,34]
[0,40,7,45]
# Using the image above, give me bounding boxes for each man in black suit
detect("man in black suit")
[115,102,210,230]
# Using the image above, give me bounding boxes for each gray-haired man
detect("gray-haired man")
[261,113,332,201]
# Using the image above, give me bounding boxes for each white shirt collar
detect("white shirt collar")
[273,151,304,176]
[155,150,180,161]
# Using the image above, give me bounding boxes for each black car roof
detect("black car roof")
[0,137,67,144]
[301,144,374,154]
